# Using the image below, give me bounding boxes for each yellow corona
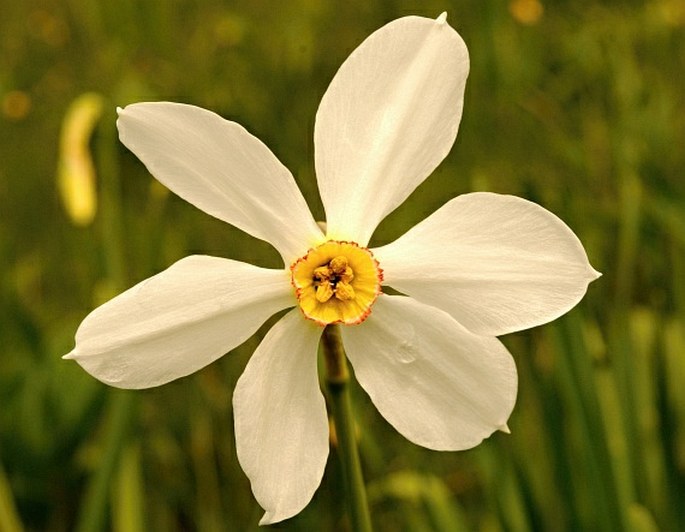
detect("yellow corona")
[290,241,383,325]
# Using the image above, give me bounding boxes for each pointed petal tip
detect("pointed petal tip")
[257,505,298,525]
[314,10,468,245]
[258,505,306,526]
[234,310,327,528]
[498,423,511,434]
[591,267,603,280]
[258,510,291,526]
[258,513,273,526]
[62,351,75,360]
[115,106,124,115]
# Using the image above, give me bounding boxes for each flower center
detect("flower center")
[290,240,383,325]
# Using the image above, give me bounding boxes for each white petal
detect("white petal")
[374,193,601,336]
[117,102,323,265]
[342,296,517,450]
[233,310,327,525]
[315,14,469,245]
[65,256,293,388]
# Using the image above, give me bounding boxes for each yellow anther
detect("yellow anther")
[314,266,331,280]
[341,266,354,283]
[315,281,334,303]
[329,256,348,275]
[335,281,355,301]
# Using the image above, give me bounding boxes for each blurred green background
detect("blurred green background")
[1,0,684,530]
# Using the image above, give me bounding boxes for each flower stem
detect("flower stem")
[322,325,373,532]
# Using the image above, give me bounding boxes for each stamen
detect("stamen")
[341,267,354,283]
[335,282,355,300]
[329,256,348,275]
[316,281,334,303]
[314,266,330,281]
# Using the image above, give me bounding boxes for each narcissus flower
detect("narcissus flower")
[66,13,599,525]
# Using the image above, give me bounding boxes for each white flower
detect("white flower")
[65,13,599,525]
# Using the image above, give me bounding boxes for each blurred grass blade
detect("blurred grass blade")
[627,503,660,532]
[96,105,127,287]
[614,171,641,310]
[75,390,136,532]
[478,445,530,532]
[553,315,628,531]
[367,470,470,531]
[57,92,104,226]
[629,309,668,520]
[112,442,145,532]
[0,461,23,532]
[190,408,223,531]
[663,318,685,472]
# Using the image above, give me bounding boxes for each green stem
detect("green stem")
[322,325,373,532]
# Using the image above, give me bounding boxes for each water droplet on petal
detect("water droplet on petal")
[397,325,418,364]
